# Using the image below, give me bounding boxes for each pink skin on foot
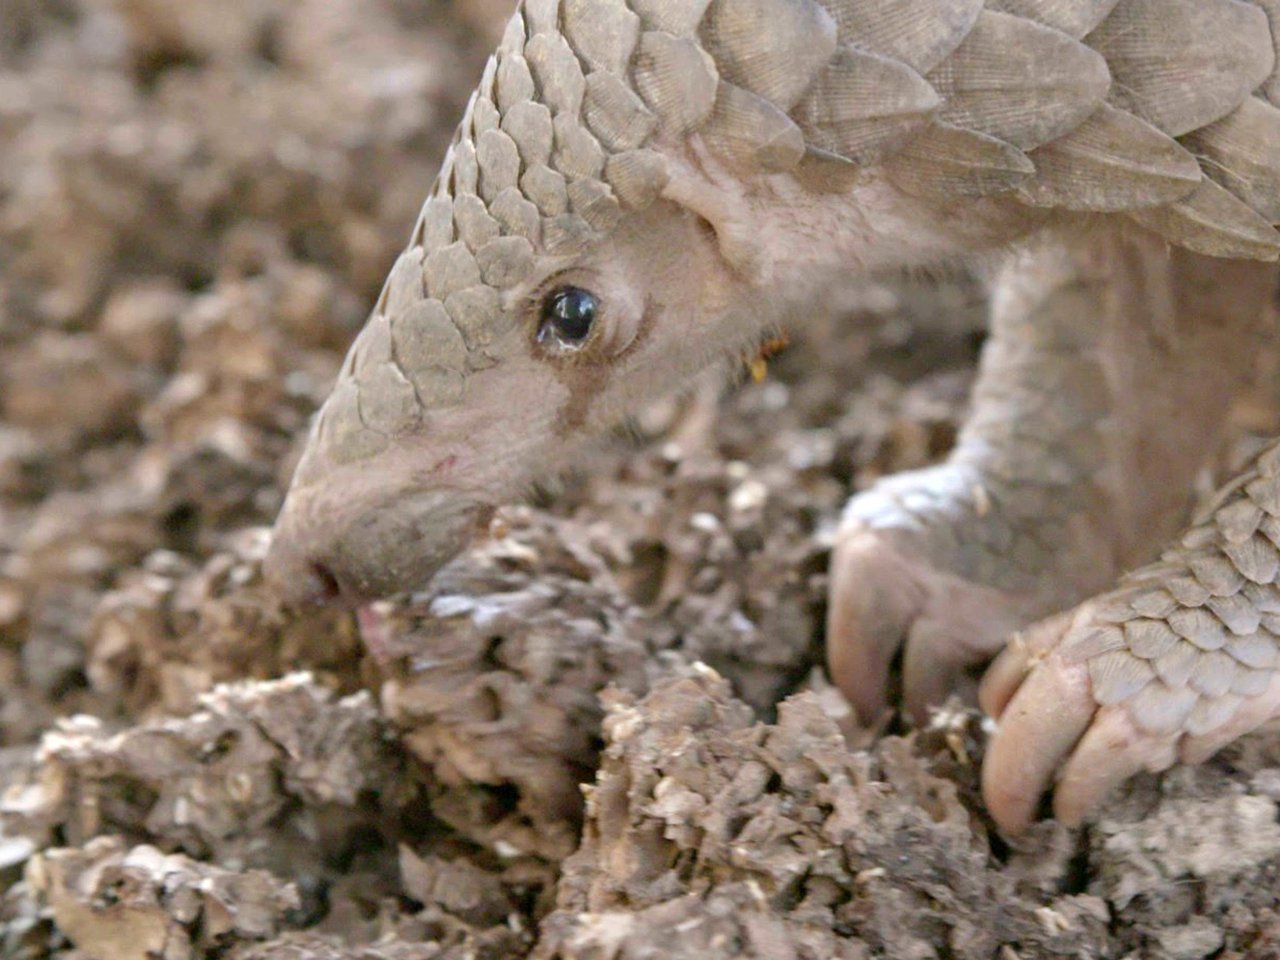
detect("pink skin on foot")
[980,608,1280,835]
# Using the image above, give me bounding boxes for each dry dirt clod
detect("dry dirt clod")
[25,836,301,960]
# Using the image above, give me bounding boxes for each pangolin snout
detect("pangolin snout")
[264,486,486,606]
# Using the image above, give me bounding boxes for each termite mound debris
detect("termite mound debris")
[5,1,1280,958]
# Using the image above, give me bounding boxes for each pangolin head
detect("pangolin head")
[263,0,810,604]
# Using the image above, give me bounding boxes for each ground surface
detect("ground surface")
[3,2,1280,958]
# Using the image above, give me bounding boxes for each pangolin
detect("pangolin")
[264,0,1280,834]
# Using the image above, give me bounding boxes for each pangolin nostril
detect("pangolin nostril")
[304,560,343,604]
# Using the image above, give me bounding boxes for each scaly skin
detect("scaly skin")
[265,0,1280,832]
[981,427,1280,832]
[831,229,1276,726]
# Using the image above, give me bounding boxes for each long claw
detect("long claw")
[1052,707,1176,826]
[899,574,1036,722]
[978,639,1030,720]
[1180,673,1280,764]
[978,610,1075,719]
[902,614,981,722]
[901,620,963,723]
[826,529,925,725]
[982,651,1095,834]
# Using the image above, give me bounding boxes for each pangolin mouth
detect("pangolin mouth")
[265,488,490,607]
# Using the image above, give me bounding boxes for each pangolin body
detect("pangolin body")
[305,0,1280,476]
[266,0,1280,832]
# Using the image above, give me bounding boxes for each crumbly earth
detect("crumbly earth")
[4,2,1280,958]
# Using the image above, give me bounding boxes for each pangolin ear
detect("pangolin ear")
[657,161,766,281]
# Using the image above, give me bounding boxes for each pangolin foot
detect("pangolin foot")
[982,445,1280,833]
[826,464,1048,727]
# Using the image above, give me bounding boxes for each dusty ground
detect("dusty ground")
[4,2,1280,958]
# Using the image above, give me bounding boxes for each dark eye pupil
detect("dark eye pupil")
[540,287,597,346]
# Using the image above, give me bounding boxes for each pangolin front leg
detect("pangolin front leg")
[982,431,1280,834]
[828,225,1276,728]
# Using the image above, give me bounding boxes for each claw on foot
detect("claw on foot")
[827,528,926,725]
[980,625,1095,834]
[977,444,1280,833]
[982,583,1280,834]
[827,522,1029,727]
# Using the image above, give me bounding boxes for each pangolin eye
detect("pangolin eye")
[537,287,598,350]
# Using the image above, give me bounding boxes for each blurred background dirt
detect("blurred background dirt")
[3,2,1280,958]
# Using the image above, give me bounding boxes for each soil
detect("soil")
[3,2,1280,959]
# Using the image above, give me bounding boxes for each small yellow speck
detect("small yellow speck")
[745,334,790,383]
[972,483,991,517]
